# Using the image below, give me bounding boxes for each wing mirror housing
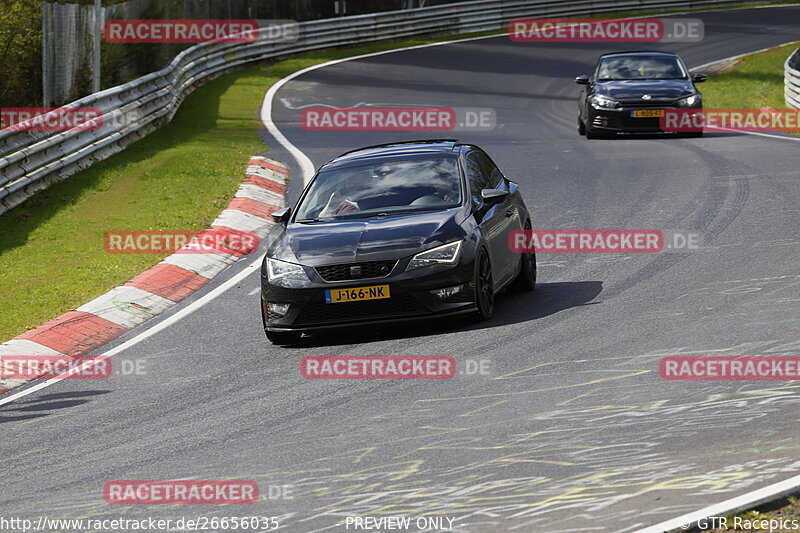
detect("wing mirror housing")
[480,188,509,207]
[692,72,708,83]
[271,207,291,224]
[575,75,590,85]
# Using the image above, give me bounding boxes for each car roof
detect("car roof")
[599,51,680,59]
[320,140,461,171]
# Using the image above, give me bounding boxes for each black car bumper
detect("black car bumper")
[588,106,702,133]
[261,257,477,333]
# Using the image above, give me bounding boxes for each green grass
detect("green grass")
[699,41,799,109]
[0,66,270,340]
[1,6,798,343]
[596,1,800,18]
[0,31,503,343]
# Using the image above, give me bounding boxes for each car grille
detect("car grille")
[619,100,677,107]
[295,293,427,325]
[315,260,397,282]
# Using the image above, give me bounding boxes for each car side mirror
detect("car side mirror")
[692,72,708,83]
[575,75,590,85]
[480,188,509,207]
[271,207,291,224]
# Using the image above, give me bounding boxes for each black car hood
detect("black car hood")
[270,208,465,267]
[595,79,695,102]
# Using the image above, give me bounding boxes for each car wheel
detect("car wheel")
[585,125,605,139]
[509,222,536,292]
[266,330,302,346]
[474,249,495,321]
[578,118,586,136]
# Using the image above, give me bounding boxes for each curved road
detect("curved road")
[3,6,800,533]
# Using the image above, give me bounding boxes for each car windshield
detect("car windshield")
[596,56,688,81]
[295,157,462,221]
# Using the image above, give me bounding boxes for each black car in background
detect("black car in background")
[260,140,536,345]
[576,51,707,138]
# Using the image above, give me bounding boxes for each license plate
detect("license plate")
[631,109,665,118]
[325,285,390,304]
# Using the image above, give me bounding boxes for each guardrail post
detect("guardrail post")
[785,48,800,110]
[93,0,102,94]
[4,0,795,217]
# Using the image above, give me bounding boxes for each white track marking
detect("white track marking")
[0,254,264,407]
[716,127,800,143]
[259,34,501,185]
[255,25,800,533]
[691,40,800,72]
[261,33,800,185]
[637,473,800,532]
[0,26,503,409]
[689,39,800,144]
[3,16,800,527]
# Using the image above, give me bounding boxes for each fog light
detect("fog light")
[431,284,465,300]
[267,302,290,316]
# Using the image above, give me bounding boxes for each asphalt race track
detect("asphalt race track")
[3,6,800,533]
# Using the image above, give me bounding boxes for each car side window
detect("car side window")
[465,152,490,208]
[474,150,504,189]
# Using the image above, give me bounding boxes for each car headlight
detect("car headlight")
[266,258,310,288]
[406,241,462,271]
[676,94,701,107]
[590,94,619,110]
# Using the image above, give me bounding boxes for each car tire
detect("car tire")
[509,222,537,293]
[585,125,605,139]
[578,119,586,136]
[473,249,495,321]
[266,330,302,346]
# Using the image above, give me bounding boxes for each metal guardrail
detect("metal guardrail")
[786,48,800,110]
[0,0,771,214]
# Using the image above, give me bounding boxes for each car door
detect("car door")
[579,67,596,123]
[473,149,522,284]
[463,148,515,286]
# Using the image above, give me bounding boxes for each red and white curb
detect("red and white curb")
[0,156,288,394]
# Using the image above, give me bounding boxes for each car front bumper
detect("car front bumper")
[260,256,477,333]
[588,105,703,133]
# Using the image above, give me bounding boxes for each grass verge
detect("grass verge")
[0,66,269,341]
[704,495,800,532]
[0,31,499,343]
[1,3,798,342]
[698,41,799,109]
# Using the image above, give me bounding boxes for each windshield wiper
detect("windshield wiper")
[295,218,330,223]
[347,210,424,219]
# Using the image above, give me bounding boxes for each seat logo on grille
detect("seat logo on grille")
[350,265,362,277]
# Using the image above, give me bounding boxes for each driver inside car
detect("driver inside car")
[318,165,392,217]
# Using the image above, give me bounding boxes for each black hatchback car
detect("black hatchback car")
[576,51,707,138]
[260,140,536,345]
